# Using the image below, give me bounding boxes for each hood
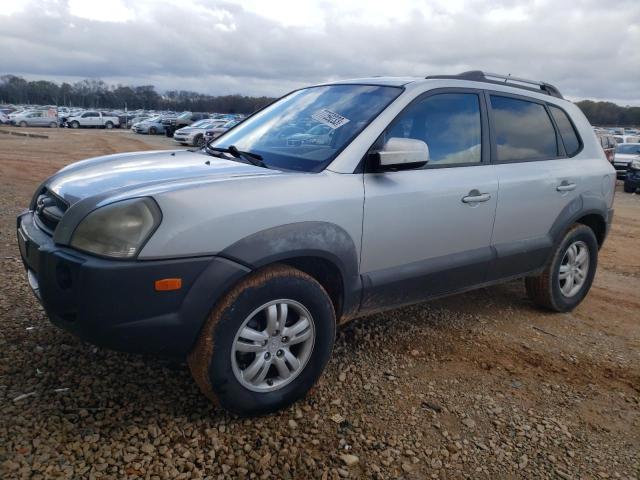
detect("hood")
[175,127,203,134]
[45,149,278,205]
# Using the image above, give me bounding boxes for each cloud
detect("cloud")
[1,0,639,104]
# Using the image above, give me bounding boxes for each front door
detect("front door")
[360,90,498,310]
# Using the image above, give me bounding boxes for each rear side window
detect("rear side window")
[490,95,558,162]
[549,105,581,156]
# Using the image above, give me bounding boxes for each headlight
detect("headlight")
[70,198,161,259]
[630,159,640,171]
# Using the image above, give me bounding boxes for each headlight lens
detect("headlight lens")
[70,198,161,259]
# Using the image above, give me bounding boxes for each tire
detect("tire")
[49,122,58,128]
[525,224,598,312]
[70,121,80,129]
[623,182,635,193]
[149,127,157,135]
[194,135,204,147]
[105,121,113,129]
[188,264,336,416]
[19,121,27,127]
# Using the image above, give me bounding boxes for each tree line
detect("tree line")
[1,74,639,125]
[0,75,275,114]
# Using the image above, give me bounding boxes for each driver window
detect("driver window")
[386,93,482,166]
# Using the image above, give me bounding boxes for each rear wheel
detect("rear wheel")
[525,224,598,312]
[624,181,636,193]
[149,126,157,135]
[19,121,27,127]
[49,122,58,128]
[194,134,204,147]
[188,264,336,416]
[105,121,114,129]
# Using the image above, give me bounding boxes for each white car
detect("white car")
[613,143,640,179]
[65,111,120,129]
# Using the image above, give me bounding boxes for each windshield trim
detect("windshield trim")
[208,83,405,173]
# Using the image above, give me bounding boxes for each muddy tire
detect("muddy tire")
[188,264,336,416]
[525,224,598,312]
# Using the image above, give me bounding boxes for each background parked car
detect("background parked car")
[613,134,640,144]
[163,112,210,137]
[623,157,640,193]
[65,111,120,129]
[613,143,640,179]
[11,110,59,128]
[172,119,226,147]
[203,119,241,142]
[597,133,617,163]
[132,115,167,135]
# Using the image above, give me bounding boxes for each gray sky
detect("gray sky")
[1,0,639,104]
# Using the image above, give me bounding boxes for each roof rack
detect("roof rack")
[425,70,563,99]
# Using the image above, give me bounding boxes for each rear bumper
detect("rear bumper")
[17,211,250,356]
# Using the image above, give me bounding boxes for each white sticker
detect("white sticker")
[312,109,350,129]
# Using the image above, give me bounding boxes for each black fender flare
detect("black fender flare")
[220,221,361,317]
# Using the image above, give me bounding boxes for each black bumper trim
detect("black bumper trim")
[17,211,251,356]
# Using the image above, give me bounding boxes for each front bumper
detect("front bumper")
[17,211,250,356]
[624,169,640,192]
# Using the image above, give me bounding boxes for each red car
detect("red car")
[597,133,617,164]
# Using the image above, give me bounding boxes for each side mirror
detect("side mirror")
[370,137,429,171]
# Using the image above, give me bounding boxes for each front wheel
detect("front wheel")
[105,121,114,129]
[525,224,598,312]
[188,264,336,416]
[194,134,205,147]
[70,121,80,129]
[19,121,27,127]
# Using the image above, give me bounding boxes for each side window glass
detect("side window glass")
[490,95,558,161]
[549,105,581,156]
[385,93,482,166]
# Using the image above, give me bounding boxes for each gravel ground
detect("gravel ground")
[1,128,639,479]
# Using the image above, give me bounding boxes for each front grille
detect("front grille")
[34,188,68,235]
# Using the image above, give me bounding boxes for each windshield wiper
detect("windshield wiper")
[206,144,268,168]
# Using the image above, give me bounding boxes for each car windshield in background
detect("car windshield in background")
[210,84,402,172]
[616,144,640,154]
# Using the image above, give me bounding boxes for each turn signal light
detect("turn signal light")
[155,278,182,291]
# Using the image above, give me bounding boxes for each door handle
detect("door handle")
[462,192,492,203]
[556,182,576,192]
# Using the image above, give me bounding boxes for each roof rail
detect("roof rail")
[425,70,564,99]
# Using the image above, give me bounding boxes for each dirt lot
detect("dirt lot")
[0,128,638,479]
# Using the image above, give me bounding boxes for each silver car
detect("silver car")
[172,120,224,147]
[12,110,59,128]
[17,71,615,415]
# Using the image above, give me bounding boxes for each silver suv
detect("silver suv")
[17,71,616,415]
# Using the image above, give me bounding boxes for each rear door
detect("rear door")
[486,93,589,279]
[360,89,498,310]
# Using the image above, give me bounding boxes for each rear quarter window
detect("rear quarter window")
[490,95,558,162]
[549,105,581,156]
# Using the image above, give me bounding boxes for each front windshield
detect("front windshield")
[211,84,402,172]
[616,144,640,154]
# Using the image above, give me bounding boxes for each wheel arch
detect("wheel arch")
[549,194,609,250]
[220,221,362,320]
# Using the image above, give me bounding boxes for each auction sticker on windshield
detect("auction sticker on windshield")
[312,109,350,129]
